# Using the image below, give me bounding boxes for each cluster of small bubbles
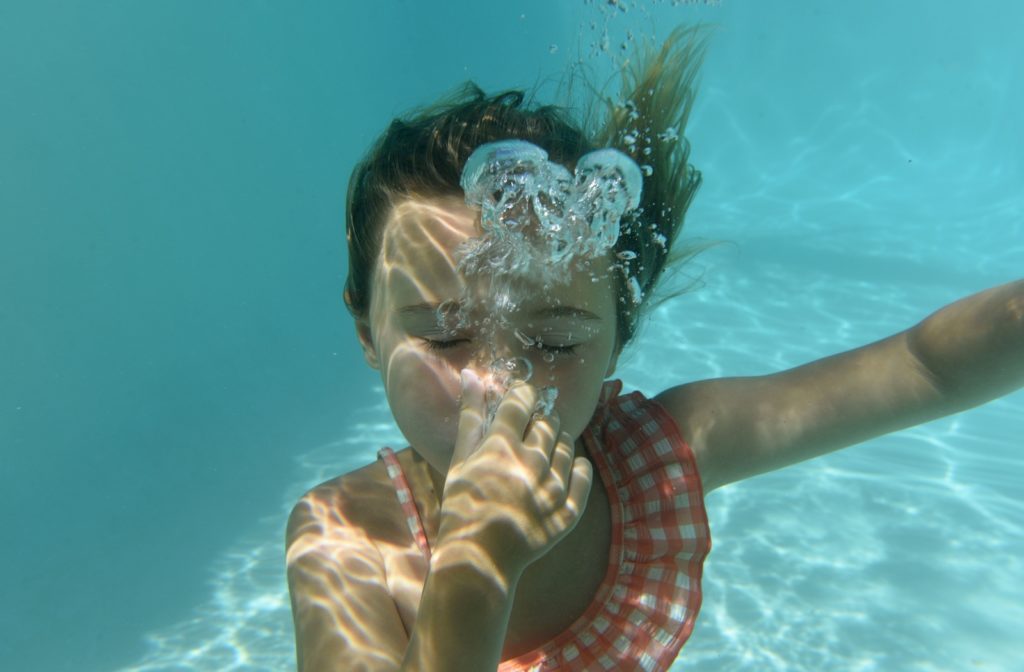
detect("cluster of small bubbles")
[460,141,642,275]
[583,0,720,65]
[536,386,559,416]
[478,356,534,427]
[657,127,679,143]
[435,299,463,335]
[458,137,644,427]
[653,233,667,248]
[491,288,518,314]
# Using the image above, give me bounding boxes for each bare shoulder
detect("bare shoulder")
[287,454,410,551]
[653,380,727,491]
[285,453,417,670]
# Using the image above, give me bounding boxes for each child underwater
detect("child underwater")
[285,25,1024,672]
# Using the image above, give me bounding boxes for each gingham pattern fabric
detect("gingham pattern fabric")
[379,380,711,671]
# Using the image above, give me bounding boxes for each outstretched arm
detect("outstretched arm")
[656,279,1024,493]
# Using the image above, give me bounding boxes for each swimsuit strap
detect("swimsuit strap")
[377,447,432,562]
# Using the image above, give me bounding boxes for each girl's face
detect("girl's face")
[356,194,621,478]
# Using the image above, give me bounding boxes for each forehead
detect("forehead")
[379,195,477,265]
[373,195,617,314]
[375,195,476,304]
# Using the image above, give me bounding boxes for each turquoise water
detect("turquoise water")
[1,1,1021,670]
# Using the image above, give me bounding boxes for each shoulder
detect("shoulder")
[593,383,712,485]
[286,452,411,552]
[286,454,417,670]
[651,380,726,492]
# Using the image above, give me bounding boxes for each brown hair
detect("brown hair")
[344,25,711,350]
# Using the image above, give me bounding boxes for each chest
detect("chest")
[502,477,613,658]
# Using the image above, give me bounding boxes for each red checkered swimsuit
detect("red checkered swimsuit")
[377,380,712,671]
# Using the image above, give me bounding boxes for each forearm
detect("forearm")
[908,279,1024,409]
[401,542,520,672]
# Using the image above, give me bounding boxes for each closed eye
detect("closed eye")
[420,337,471,353]
[420,337,579,358]
[536,342,578,356]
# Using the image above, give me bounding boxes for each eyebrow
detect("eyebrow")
[398,302,603,321]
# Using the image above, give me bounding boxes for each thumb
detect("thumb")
[449,368,485,469]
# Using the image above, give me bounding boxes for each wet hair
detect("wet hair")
[344,25,711,351]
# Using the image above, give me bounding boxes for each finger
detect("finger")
[563,456,594,525]
[523,412,561,476]
[548,431,575,490]
[526,410,560,457]
[488,382,538,446]
[450,368,486,468]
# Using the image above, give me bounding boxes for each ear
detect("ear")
[355,319,380,369]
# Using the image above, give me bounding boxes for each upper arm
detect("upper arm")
[286,485,409,672]
[656,329,950,493]
[657,280,1024,493]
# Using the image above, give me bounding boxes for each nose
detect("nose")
[458,334,532,400]
[463,354,531,395]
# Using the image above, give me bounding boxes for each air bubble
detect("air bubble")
[657,127,679,142]
[514,329,535,348]
[627,276,643,304]
[435,299,461,334]
[537,386,559,416]
[492,356,533,382]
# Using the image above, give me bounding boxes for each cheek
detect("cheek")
[380,341,462,466]
[536,358,610,439]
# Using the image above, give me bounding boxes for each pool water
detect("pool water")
[2,1,1020,670]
